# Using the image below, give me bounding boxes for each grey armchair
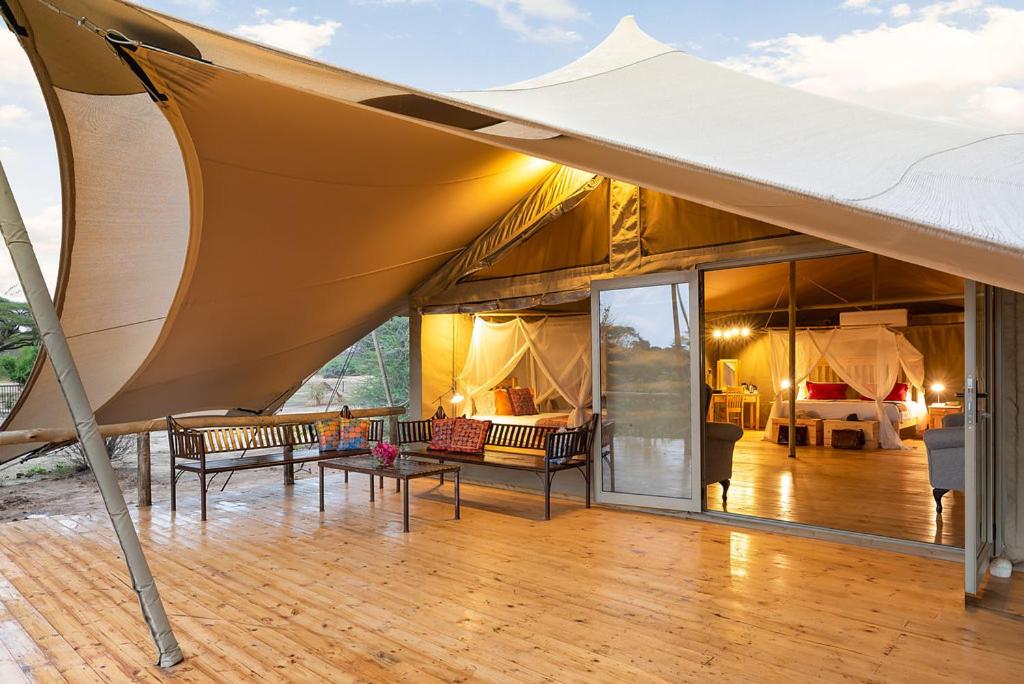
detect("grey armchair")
[922,413,964,513]
[703,385,743,501]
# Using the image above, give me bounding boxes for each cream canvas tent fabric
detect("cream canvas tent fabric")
[1,0,1021,461]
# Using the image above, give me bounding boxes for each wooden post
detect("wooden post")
[137,432,151,508]
[388,414,400,444]
[282,443,294,485]
[788,261,797,459]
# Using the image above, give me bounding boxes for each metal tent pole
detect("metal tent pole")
[788,261,797,459]
[0,160,183,667]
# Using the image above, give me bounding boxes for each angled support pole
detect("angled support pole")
[0,160,182,667]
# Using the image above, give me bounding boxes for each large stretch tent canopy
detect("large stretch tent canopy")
[1,0,1022,461]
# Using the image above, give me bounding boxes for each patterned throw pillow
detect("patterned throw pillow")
[493,389,513,416]
[430,418,456,451]
[508,387,538,416]
[337,418,369,450]
[316,418,341,452]
[449,418,491,454]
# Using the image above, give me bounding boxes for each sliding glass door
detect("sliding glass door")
[592,272,702,511]
[964,280,994,596]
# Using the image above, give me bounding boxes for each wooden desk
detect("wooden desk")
[708,392,761,430]
[927,404,962,430]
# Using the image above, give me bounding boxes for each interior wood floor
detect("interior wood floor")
[706,431,964,547]
[0,473,1017,683]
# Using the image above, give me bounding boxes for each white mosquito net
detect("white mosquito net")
[457,316,592,426]
[763,326,926,449]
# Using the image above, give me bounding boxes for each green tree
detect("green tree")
[0,345,39,385]
[0,297,38,353]
[318,317,409,408]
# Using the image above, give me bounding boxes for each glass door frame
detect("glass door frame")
[964,280,994,596]
[591,270,703,512]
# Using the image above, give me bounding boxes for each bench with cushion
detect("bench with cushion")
[397,415,597,520]
[168,416,383,520]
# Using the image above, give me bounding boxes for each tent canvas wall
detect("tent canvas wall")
[3,0,1023,562]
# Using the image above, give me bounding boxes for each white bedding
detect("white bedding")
[469,412,571,426]
[777,399,916,426]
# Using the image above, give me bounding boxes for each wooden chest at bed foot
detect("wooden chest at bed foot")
[823,419,880,450]
[770,417,824,446]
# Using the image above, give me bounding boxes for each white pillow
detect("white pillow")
[474,390,496,416]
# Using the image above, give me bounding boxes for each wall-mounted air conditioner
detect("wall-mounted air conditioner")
[838,309,908,328]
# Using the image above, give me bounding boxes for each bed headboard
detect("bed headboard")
[808,360,909,385]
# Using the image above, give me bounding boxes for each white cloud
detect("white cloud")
[891,3,912,17]
[0,105,28,127]
[0,32,34,86]
[235,14,341,57]
[722,3,1024,130]
[0,203,62,299]
[471,0,588,43]
[842,0,883,14]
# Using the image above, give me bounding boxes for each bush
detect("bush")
[0,345,38,385]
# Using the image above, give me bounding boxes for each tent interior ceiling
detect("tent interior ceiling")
[704,254,965,317]
[0,0,1018,458]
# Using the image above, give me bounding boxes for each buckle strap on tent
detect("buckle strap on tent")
[0,0,28,36]
[107,38,168,102]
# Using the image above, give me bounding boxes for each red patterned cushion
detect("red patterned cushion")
[508,387,538,416]
[430,418,456,451]
[806,381,848,400]
[449,418,491,454]
[860,383,909,402]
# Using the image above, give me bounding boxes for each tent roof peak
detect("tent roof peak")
[480,15,675,92]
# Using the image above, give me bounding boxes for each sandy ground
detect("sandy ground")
[0,430,328,523]
[0,375,368,523]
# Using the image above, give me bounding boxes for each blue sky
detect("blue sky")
[0,0,1022,297]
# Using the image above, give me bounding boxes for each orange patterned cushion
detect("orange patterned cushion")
[430,418,456,451]
[449,418,491,454]
[316,418,341,451]
[493,389,513,416]
[508,387,538,416]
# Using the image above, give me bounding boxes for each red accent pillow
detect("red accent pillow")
[861,383,908,402]
[449,418,491,454]
[429,418,456,451]
[508,387,538,416]
[806,381,848,400]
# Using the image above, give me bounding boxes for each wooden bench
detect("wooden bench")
[168,416,383,520]
[397,416,597,520]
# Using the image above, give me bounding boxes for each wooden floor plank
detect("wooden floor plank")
[0,473,1019,682]
[706,431,965,547]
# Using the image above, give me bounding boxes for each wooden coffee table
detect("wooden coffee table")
[318,456,461,532]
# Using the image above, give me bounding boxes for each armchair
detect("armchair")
[703,385,743,501]
[922,413,964,513]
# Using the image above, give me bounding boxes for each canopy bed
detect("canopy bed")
[456,315,592,428]
[762,326,928,449]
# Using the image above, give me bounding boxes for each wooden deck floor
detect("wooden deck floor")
[0,473,1020,682]
[706,431,964,547]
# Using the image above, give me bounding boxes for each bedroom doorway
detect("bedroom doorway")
[592,272,702,512]
[700,253,969,547]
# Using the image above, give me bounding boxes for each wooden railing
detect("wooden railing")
[0,383,21,414]
[0,406,407,447]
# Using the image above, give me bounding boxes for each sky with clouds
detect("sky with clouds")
[0,0,1022,299]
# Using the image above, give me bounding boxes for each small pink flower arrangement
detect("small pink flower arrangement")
[372,441,399,467]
